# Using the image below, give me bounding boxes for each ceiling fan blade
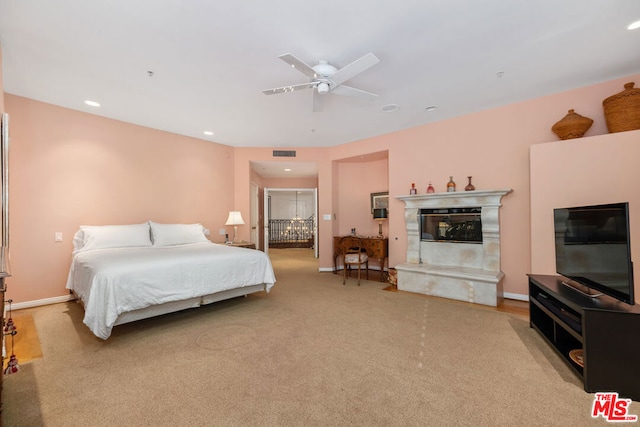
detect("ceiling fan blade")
[312,91,325,112]
[278,53,319,79]
[329,52,380,87]
[330,85,378,100]
[262,82,316,95]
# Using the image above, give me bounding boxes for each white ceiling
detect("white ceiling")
[1,1,639,150]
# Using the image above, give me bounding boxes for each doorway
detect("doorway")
[250,182,259,249]
[263,188,318,258]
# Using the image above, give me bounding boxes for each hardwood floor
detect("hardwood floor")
[3,309,43,370]
[496,298,529,319]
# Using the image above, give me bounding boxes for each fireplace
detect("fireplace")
[396,189,512,306]
[420,208,482,243]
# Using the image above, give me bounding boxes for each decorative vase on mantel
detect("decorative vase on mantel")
[551,109,593,140]
[426,182,435,193]
[464,176,475,191]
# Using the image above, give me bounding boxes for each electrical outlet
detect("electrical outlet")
[54,232,63,242]
[219,228,226,236]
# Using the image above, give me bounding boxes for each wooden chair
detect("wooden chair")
[339,236,369,285]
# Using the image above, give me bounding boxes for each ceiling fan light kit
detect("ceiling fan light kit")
[317,82,329,94]
[263,52,380,111]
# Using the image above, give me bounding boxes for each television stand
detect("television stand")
[560,279,603,299]
[528,274,640,401]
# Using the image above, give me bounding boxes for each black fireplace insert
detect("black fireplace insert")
[419,208,482,243]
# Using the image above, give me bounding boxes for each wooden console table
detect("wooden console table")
[333,236,388,282]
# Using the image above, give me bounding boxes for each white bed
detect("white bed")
[65,222,276,339]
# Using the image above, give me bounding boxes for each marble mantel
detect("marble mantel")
[395,189,512,306]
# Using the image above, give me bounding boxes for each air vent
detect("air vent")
[273,150,296,157]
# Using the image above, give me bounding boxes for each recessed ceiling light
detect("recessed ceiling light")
[425,106,437,112]
[628,20,640,30]
[284,168,292,172]
[381,104,399,112]
[203,131,214,136]
[84,100,100,107]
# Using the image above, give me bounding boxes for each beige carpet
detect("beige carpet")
[3,249,619,426]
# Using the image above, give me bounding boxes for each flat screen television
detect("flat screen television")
[554,202,634,305]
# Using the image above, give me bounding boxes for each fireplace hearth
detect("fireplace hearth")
[396,189,512,306]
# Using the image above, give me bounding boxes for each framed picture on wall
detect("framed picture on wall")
[370,192,389,213]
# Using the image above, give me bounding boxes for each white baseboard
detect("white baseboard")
[12,294,76,311]
[503,292,528,302]
[319,267,334,273]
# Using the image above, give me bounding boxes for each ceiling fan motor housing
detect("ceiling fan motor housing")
[312,61,337,77]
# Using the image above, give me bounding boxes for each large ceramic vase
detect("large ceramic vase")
[551,109,593,140]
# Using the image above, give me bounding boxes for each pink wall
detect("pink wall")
[336,158,388,238]
[236,150,389,272]
[6,95,235,303]
[234,147,335,265]
[335,157,389,271]
[530,130,640,303]
[330,73,640,298]
[3,65,639,304]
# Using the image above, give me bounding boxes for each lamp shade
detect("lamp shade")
[225,211,245,226]
[373,208,388,220]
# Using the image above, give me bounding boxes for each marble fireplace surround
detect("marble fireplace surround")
[396,189,512,306]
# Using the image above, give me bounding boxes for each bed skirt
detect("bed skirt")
[72,283,268,330]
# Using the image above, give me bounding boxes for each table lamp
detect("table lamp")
[373,208,387,238]
[225,211,245,243]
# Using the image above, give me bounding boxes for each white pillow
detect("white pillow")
[75,223,152,252]
[149,221,209,246]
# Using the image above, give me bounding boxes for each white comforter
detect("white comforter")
[66,242,276,339]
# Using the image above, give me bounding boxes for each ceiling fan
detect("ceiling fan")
[262,52,380,112]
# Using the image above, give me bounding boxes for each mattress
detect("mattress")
[66,242,276,339]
